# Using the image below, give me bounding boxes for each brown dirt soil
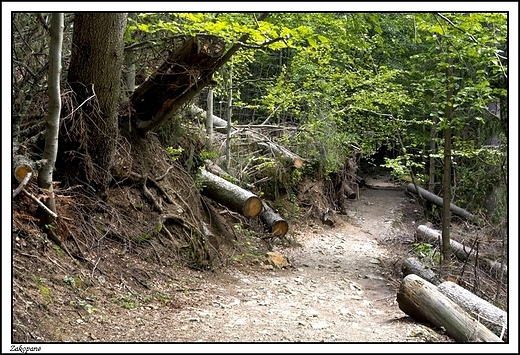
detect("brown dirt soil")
[9,133,509,352]
[10,174,459,349]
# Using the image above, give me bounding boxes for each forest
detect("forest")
[7,9,513,346]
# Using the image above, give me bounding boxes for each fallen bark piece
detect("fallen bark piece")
[406,183,476,221]
[259,200,289,238]
[437,281,507,339]
[264,251,291,269]
[401,257,442,286]
[198,169,262,218]
[397,274,502,342]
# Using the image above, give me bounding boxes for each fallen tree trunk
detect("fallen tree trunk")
[415,225,507,274]
[416,224,476,261]
[402,257,442,286]
[198,169,262,219]
[242,130,304,169]
[130,35,226,136]
[130,14,270,137]
[189,105,230,132]
[437,280,507,340]
[343,182,357,199]
[397,274,502,342]
[406,183,476,221]
[259,201,289,238]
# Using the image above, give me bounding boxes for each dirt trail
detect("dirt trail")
[54,184,450,344]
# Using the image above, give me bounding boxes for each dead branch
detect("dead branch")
[13,172,33,198]
[21,189,57,219]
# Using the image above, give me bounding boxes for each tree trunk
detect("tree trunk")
[63,13,127,194]
[189,105,230,131]
[406,183,475,221]
[441,57,454,275]
[224,60,233,171]
[37,13,63,223]
[130,13,270,137]
[437,281,507,339]
[416,224,476,261]
[259,201,289,237]
[402,257,442,286]
[397,274,502,342]
[198,169,262,219]
[130,35,226,136]
[206,81,214,139]
[415,225,507,274]
[242,130,304,169]
[429,108,438,193]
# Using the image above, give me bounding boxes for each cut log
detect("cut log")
[437,281,507,339]
[242,130,304,169]
[204,160,256,191]
[343,182,357,199]
[397,274,502,342]
[406,183,476,221]
[259,201,289,237]
[13,155,35,182]
[415,225,508,276]
[198,169,262,219]
[189,105,230,131]
[402,257,442,286]
[415,224,476,261]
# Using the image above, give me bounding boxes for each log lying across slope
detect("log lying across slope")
[401,257,442,286]
[416,224,476,262]
[415,224,507,274]
[406,183,476,221]
[437,281,507,339]
[198,169,262,219]
[259,201,289,238]
[397,274,502,342]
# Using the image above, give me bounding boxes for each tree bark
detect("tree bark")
[397,274,502,342]
[416,224,476,262]
[130,35,226,136]
[441,57,454,275]
[437,281,507,339]
[259,201,289,237]
[189,104,230,131]
[415,224,507,274]
[406,183,475,221]
[198,169,262,219]
[63,13,127,194]
[37,13,63,222]
[402,257,442,286]
[130,13,270,137]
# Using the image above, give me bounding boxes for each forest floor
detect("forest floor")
[11,169,460,351]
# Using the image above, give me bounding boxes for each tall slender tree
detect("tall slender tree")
[37,13,63,225]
